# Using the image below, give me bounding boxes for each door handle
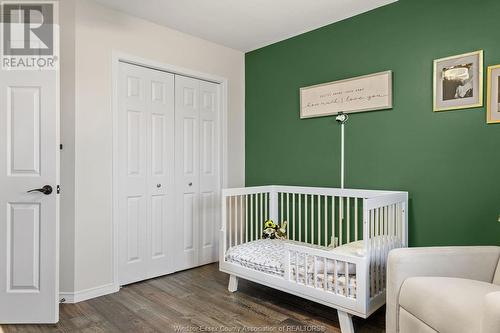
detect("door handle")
[188,182,193,186]
[27,185,53,195]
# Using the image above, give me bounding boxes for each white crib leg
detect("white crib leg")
[228,275,238,292]
[338,310,354,333]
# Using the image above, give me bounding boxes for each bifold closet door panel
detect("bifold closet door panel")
[198,80,220,266]
[118,63,148,285]
[175,75,220,271]
[175,76,200,271]
[146,68,176,279]
[118,63,175,285]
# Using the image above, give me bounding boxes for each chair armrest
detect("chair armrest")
[386,246,500,333]
[481,292,500,333]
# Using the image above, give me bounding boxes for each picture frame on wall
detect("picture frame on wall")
[299,71,393,119]
[487,64,500,124]
[433,50,483,112]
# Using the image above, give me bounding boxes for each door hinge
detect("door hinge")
[57,185,60,194]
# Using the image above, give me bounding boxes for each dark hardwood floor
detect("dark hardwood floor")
[1,264,385,333]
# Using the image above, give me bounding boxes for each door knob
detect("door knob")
[156,184,161,188]
[188,182,193,186]
[27,185,53,195]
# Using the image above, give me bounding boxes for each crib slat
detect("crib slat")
[391,204,395,237]
[345,262,349,297]
[375,208,379,237]
[355,198,359,241]
[298,195,302,242]
[313,256,317,288]
[317,195,321,247]
[305,195,308,243]
[304,254,308,286]
[332,196,336,247]
[229,196,233,247]
[285,250,290,281]
[324,195,327,247]
[292,194,296,241]
[240,195,243,245]
[265,192,268,220]
[260,193,264,237]
[371,209,375,238]
[384,206,388,236]
[280,193,283,223]
[234,196,238,245]
[392,203,396,237]
[334,260,339,295]
[339,197,343,245]
[347,197,350,244]
[323,257,327,291]
[250,194,254,241]
[378,233,381,295]
[397,202,400,240]
[245,195,249,243]
[258,193,266,238]
[295,252,299,283]
[234,195,243,245]
[311,195,314,244]
[256,194,260,239]
[255,194,258,240]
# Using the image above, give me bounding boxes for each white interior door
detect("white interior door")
[118,62,175,285]
[198,80,220,265]
[0,70,59,323]
[175,76,220,271]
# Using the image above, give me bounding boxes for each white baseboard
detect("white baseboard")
[60,283,119,303]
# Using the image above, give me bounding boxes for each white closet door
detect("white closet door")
[118,63,175,285]
[175,76,220,271]
[198,80,220,265]
[146,69,175,278]
[175,76,200,270]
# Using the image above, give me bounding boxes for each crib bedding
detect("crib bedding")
[225,239,359,297]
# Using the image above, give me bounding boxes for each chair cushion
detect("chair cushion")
[399,308,438,333]
[399,277,500,333]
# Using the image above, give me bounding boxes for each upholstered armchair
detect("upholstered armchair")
[386,247,500,333]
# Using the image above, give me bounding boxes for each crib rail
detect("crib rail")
[221,185,407,252]
[364,193,407,298]
[284,243,366,300]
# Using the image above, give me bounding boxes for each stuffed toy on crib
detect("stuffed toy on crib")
[262,220,287,239]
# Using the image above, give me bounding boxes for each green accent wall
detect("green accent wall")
[245,0,500,246]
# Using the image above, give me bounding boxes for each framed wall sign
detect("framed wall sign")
[433,50,483,112]
[299,70,393,119]
[487,64,500,124]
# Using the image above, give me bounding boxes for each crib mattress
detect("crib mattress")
[225,239,360,297]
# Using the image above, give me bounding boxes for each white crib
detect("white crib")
[219,185,408,333]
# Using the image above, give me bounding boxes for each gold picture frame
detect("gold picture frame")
[486,64,500,124]
[433,50,483,112]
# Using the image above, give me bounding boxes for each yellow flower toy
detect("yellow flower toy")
[262,220,287,239]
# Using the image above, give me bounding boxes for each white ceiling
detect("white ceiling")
[93,0,397,52]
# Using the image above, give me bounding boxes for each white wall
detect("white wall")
[68,0,245,292]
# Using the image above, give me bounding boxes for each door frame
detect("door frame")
[111,51,229,289]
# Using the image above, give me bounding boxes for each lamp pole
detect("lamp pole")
[335,113,349,189]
